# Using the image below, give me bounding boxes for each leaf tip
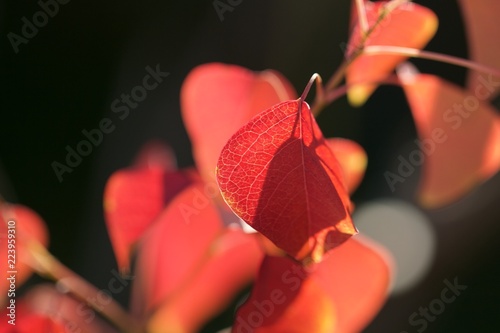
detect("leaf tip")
[348,84,373,107]
[396,62,420,84]
[417,188,451,209]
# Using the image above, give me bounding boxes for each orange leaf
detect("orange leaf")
[217,100,356,263]
[401,74,500,207]
[181,63,296,184]
[326,138,368,194]
[233,256,336,333]
[130,183,223,318]
[103,144,196,273]
[233,236,392,333]
[147,229,264,333]
[346,1,438,106]
[459,0,500,97]
[314,236,392,333]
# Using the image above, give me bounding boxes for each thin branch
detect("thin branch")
[324,59,351,95]
[383,0,411,15]
[311,0,414,116]
[363,0,411,42]
[355,0,369,35]
[323,75,402,106]
[363,45,500,77]
[26,241,143,333]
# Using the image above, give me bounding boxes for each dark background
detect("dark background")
[1,0,499,332]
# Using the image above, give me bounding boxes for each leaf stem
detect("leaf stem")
[311,60,351,116]
[301,73,322,102]
[363,45,500,77]
[355,0,369,35]
[324,75,402,106]
[302,74,328,116]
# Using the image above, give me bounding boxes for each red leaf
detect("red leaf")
[103,145,196,273]
[0,284,116,333]
[233,236,392,333]
[216,100,356,263]
[346,1,438,106]
[0,203,49,297]
[313,236,392,333]
[326,138,367,194]
[401,74,500,207]
[131,183,224,316]
[147,229,264,333]
[0,301,67,333]
[181,63,296,184]
[459,0,500,97]
[233,256,336,333]
[348,0,360,33]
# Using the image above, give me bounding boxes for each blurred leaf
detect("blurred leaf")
[233,236,392,333]
[326,138,367,194]
[103,143,196,273]
[147,229,263,333]
[346,1,438,106]
[131,183,223,316]
[234,256,336,333]
[0,284,117,333]
[401,73,500,207]
[181,63,296,184]
[459,0,500,97]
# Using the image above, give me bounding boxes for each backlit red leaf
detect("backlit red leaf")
[401,73,500,207]
[233,236,392,333]
[0,203,49,299]
[459,0,500,97]
[216,100,356,263]
[346,1,438,106]
[181,63,296,184]
[103,145,196,273]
